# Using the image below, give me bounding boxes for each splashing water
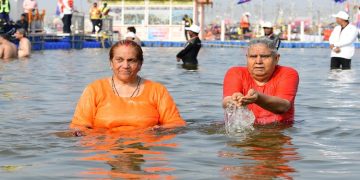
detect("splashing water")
[224,103,255,137]
[328,69,356,83]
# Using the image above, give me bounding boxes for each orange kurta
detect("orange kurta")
[71,78,186,132]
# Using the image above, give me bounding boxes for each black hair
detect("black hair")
[127,26,136,34]
[0,34,10,41]
[109,40,143,64]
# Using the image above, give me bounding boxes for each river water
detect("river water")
[0,47,359,179]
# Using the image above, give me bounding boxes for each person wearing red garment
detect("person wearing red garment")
[223,37,299,125]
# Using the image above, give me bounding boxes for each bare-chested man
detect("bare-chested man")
[0,34,17,59]
[14,28,31,58]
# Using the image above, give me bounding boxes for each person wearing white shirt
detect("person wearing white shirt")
[58,0,73,33]
[329,11,358,70]
[23,0,38,14]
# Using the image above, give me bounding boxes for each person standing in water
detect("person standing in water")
[329,11,358,70]
[222,37,299,125]
[71,40,186,135]
[14,28,31,58]
[262,22,280,50]
[127,26,141,46]
[176,24,201,67]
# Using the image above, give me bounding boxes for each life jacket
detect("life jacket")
[0,0,10,13]
[101,6,110,18]
[240,16,250,28]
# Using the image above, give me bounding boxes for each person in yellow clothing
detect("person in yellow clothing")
[70,40,186,135]
[0,0,10,22]
[89,2,102,33]
[101,2,110,19]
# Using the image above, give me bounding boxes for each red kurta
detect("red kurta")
[223,66,299,124]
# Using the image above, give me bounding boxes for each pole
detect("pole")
[193,1,199,25]
[300,21,305,42]
[221,20,225,41]
[199,3,205,40]
[318,25,322,42]
[287,24,291,41]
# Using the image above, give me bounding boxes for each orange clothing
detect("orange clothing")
[71,78,186,132]
[323,29,332,41]
[223,66,299,124]
[240,16,250,28]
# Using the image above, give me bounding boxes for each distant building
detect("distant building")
[101,0,212,41]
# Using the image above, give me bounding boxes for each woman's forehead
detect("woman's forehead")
[248,44,272,53]
[113,46,137,57]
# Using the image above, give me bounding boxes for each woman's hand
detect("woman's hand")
[231,92,244,107]
[334,47,341,53]
[72,130,85,137]
[151,125,163,131]
[240,89,259,106]
[223,93,244,108]
[223,90,259,108]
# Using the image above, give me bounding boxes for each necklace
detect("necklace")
[111,76,141,98]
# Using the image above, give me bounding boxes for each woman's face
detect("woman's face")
[246,44,279,83]
[110,45,142,82]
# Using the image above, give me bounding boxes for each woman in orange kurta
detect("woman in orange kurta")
[71,40,186,134]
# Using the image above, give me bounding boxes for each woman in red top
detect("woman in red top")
[223,37,299,124]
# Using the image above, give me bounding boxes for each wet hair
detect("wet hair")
[17,28,26,37]
[248,37,278,55]
[0,20,16,36]
[109,40,143,64]
[0,34,10,41]
[127,26,136,34]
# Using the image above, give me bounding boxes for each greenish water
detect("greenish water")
[0,48,359,179]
